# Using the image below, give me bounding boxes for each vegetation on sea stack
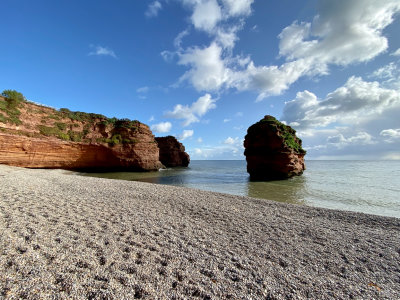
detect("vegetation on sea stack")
[256,115,306,154]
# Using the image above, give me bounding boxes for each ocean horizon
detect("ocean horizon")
[83,159,400,219]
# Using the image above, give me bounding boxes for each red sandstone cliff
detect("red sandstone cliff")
[0,95,163,170]
[155,136,190,167]
[244,115,306,180]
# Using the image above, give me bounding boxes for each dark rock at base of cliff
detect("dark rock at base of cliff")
[156,136,190,168]
[244,115,306,181]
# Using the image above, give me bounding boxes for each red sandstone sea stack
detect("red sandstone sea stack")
[156,136,190,168]
[244,115,306,180]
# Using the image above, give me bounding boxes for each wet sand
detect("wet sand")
[0,164,399,299]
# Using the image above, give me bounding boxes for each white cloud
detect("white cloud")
[279,0,400,66]
[178,42,228,91]
[223,118,231,123]
[190,136,244,159]
[221,0,253,17]
[145,1,162,18]
[280,75,400,159]
[178,129,194,141]
[369,62,400,89]
[174,29,190,49]
[191,0,221,32]
[391,48,400,56]
[171,0,400,100]
[151,122,172,133]
[282,76,400,129]
[137,86,149,93]
[88,45,117,58]
[148,116,155,122]
[380,128,400,143]
[223,136,239,145]
[214,25,241,49]
[197,137,203,143]
[327,132,375,149]
[160,50,176,62]
[165,93,217,126]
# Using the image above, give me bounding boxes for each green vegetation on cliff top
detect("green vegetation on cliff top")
[257,115,306,154]
[0,90,141,146]
[0,90,25,125]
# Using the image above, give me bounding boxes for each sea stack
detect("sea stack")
[156,136,190,167]
[244,115,306,180]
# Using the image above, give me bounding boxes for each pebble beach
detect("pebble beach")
[0,164,399,299]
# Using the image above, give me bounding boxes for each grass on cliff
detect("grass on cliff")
[0,90,26,125]
[258,115,306,154]
[1,89,143,146]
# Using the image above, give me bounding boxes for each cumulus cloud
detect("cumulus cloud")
[280,75,400,159]
[281,76,400,129]
[178,129,194,140]
[146,1,162,18]
[279,0,400,66]
[221,0,253,17]
[327,132,375,149]
[190,136,244,159]
[165,93,217,126]
[170,0,400,99]
[214,25,242,49]
[223,136,239,145]
[88,45,117,58]
[151,122,172,133]
[191,0,221,32]
[380,128,400,143]
[178,43,228,91]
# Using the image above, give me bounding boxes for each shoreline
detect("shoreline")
[0,164,399,299]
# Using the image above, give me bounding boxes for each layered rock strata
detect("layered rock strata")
[156,136,190,167]
[0,96,163,170]
[244,115,306,180]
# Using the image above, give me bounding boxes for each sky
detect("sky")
[1,0,400,160]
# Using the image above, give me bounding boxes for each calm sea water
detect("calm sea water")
[82,160,400,219]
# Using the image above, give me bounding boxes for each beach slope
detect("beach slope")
[0,165,399,299]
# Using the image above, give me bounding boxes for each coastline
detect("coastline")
[0,165,399,299]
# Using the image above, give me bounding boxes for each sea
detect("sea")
[82,160,400,219]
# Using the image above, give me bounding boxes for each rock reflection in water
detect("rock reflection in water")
[246,176,307,205]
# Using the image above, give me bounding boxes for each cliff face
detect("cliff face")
[244,115,306,180]
[155,136,190,167]
[0,96,163,171]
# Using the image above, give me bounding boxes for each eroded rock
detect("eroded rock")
[244,115,306,180]
[0,96,163,171]
[155,136,190,167]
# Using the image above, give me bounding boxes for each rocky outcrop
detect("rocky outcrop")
[244,115,306,180]
[0,95,163,171]
[156,136,190,167]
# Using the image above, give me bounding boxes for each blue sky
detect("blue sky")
[1,0,400,160]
